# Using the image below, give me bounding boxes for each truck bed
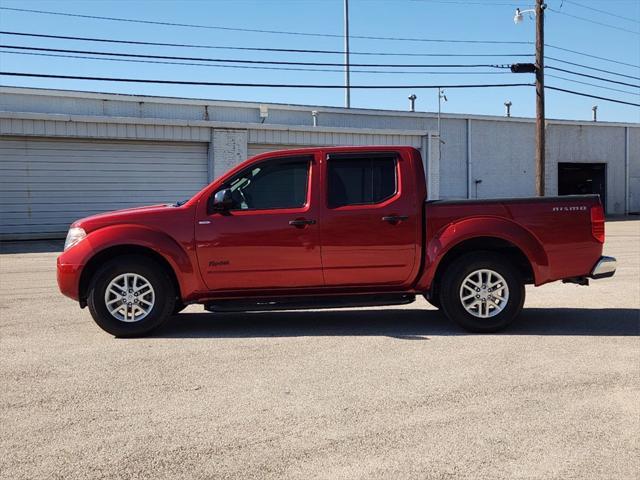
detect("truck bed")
[424,194,603,285]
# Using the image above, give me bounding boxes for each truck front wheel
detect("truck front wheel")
[439,252,525,333]
[87,256,176,337]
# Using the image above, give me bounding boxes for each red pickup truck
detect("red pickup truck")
[57,146,616,337]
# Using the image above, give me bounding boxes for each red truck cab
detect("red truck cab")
[57,146,616,336]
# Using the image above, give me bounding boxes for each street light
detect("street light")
[513,7,535,24]
[437,88,447,144]
[514,1,547,197]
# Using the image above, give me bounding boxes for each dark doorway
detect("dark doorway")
[558,163,606,211]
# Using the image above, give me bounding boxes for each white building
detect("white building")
[1,86,638,240]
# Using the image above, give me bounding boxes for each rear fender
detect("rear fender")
[416,216,550,290]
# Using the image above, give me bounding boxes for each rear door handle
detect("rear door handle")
[289,219,316,227]
[382,215,409,223]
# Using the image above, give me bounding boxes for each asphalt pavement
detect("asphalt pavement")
[1,219,638,479]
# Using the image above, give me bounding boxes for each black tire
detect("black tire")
[439,251,525,333]
[87,255,176,337]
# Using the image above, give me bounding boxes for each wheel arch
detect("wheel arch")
[418,216,549,296]
[78,244,182,307]
[428,237,534,304]
[74,224,200,306]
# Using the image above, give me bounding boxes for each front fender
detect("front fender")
[416,216,550,290]
[59,224,201,300]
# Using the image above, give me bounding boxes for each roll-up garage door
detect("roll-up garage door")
[0,137,208,240]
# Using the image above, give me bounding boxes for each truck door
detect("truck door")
[195,154,323,291]
[319,151,420,287]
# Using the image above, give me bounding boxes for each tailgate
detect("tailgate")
[504,194,604,282]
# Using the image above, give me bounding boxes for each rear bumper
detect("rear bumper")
[590,256,617,279]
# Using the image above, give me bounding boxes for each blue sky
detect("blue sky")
[0,0,638,122]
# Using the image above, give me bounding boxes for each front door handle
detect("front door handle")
[382,215,409,223]
[289,219,316,227]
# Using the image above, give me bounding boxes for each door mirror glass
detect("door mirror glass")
[210,188,233,213]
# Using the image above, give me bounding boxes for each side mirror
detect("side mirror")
[210,188,233,213]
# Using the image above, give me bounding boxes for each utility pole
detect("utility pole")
[513,2,545,195]
[535,0,545,196]
[344,0,351,108]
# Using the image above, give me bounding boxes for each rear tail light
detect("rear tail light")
[590,204,605,243]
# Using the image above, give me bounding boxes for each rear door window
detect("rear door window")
[327,155,397,208]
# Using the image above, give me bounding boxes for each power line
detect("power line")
[546,44,639,69]
[2,70,635,107]
[548,7,640,35]
[559,0,640,24]
[0,7,532,44]
[408,0,526,5]
[546,65,640,88]
[0,71,534,89]
[546,56,640,81]
[3,32,636,81]
[0,45,510,69]
[0,50,512,75]
[0,31,534,58]
[546,73,640,96]
[546,85,640,107]
[2,9,637,68]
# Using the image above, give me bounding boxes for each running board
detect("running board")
[205,293,416,313]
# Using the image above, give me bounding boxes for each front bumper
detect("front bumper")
[57,256,83,301]
[590,256,617,279]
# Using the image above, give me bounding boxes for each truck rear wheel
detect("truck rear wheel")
[439,251,525,333]
[87,256,176,337]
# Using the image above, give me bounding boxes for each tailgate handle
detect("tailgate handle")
[382,215,409,223]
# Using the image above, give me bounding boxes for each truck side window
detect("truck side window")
[328,155,397,208]
[225,157,310,210]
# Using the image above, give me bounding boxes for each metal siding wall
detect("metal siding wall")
[2,89,634,216]
[0,137,208,239]
[546,124,626,214]
[247,144,313,157]
[0,117,210,143]
[469,120,536,199]
[438,118,468,199]
[628,127,640,213]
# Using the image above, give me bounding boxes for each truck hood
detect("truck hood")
[72,204,174,232]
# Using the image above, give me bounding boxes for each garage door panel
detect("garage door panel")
[1,170,206,180]
[0,137,208,239]
[1,162,206,172]
[0,191,192,203]
[0,203,173,214]
[1,138,206,153]
[0,182,206,190]
[0,153,206,162]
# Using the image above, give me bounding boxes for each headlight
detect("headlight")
[64,227,87,251]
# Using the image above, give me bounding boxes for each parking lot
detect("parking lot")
[1,219,638,480]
